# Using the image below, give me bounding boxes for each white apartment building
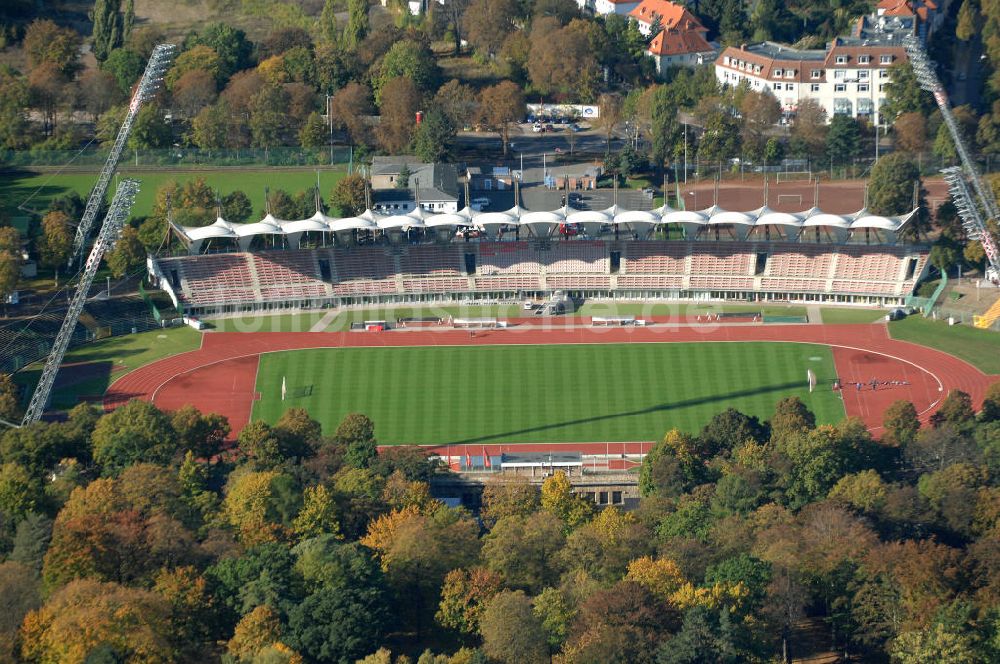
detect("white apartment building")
[715,37,907,123]
[577,0,641,16]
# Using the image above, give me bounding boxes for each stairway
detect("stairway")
[973,297,1000,329]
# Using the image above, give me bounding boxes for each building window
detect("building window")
[836,55,848,64]
[774,68,783,77]
[858,83,869,92]
[811,69,821,79]
[879,69,889,78]
[810,83,820,92]
[835,83,846,92]
[785,70,794,78]
[859,70,869,79]
[773,83,781,90]
[879,84,886,92]
[859,55,871,64]
[787,84,795,90]
[880,54,892,64]
[835,70,846,79]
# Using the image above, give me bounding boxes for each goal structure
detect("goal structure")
[807,369,817,393]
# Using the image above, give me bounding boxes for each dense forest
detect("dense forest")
[0,383,999,662]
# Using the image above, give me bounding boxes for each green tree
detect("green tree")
[481,512,565,592]
[533,587,575,655]
[657,605,741,664]
[411,107,454,163]
[0,227,20,309]
[105,225,145,278]
[540,470,593,529]
[373,40,440,103]
[869,152,920,216]
[344,0,369,49]
[10,511,52,573]
[102,48,145,95]
[480,476,539,527]
[891,622,978,663]
[188,23,253,81]
[0,66,29,149]
[222,190,253,222]
[337,413,377,468]
[293,484,342,539]
[957,0,979,41]
[91,399,176,474]
[170,405,230,458]
[320,0,340,43]
[128,104,172,149]
[0,462,42,521]
[0,561,41,661]
[826,114,862,165]
[929,241,959,274]
[299,111,327,149]
[91,0,126,63]
[436,567,503,634]
[478,591,549,664]
[23,19,81,76]
[249,85,289,149]
[882,62,932,120]
[883,400,921,447]
[330,174,368,216]
[0,372,21,422]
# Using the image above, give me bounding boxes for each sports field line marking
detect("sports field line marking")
[144,338,945,432]
[102,331,208,398]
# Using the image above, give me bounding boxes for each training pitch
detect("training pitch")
[251,342,845,444]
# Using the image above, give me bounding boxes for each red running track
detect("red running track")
[104,324,999,447]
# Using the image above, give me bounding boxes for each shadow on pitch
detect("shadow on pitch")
[440,380,803,445]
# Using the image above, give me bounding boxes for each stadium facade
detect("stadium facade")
[148,203,929,315]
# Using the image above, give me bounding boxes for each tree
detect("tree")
[479,81,524,157]
[129,104,172,149]
[36,211,71,278]
[480,476,539,527]
[0,67,29,149]
[344,0,369,49]
[882,62,932,120]
[883,400,921,447]
[740,90,781,159]
[0,462,42,521]
[770,397,816,443]
[172,69,218,118]
[373,40,440,103]
[412,107,454,163]
[791,98,827,158]
[249,84,290,149]
[287,580,387,664]
[331,82,374,147]
[23,19,81,76]
[957,0,979,41]
[376,76,421,154]
[0,373,19,422]
[894,112,927,153]
[102,47,145,95]
[657,605,741,664]
[336,413,377,467]
[223,190,253,222]
[826,114,862,165]
[320,0,340,43]
[0,227,20,308]
[293,484,341,539]
[869,153,920,218]
[434,79,478,131]
[541,470,593,529]
[527,19,600,100]
[91,0,128,62]
[929,241,959,274]
[223,470,300,545]
[479,591,549,664]
[567,580,676,663]
[0,561,41,661]
[91,399,176,473]
[188,23,253,81]
[78,69,121,123]
[599,93,624,155]
[28,62,68,137]
[482,511,566,592]
[891,622,978,663]
[938,390,975,426]
[21,579,175,662]
[331,174,368,216]
[436,567,503,634]
[463,0,518,58]
[226,605,285,662]
[298,111,327,149]
[170,405,229,458]
[105,225,145,278]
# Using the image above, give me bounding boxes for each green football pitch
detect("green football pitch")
[252,342,845,444]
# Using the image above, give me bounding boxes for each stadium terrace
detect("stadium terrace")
[150,202,928,315]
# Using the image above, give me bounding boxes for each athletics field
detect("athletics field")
[251,342,844,444]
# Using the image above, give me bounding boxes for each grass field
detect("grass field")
[890,317,1000,375]
[252,342,845,444]
[819,308,887,324]
[0,168,346,221]
[14,326,202,409]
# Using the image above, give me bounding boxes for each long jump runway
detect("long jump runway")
[104,323,998,444]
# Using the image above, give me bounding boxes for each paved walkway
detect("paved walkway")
[309,309,340,332]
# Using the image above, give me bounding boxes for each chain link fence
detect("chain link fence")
[0,146,356,169]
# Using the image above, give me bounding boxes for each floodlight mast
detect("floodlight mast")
[22,180,141,425]
[68,43,176,265]
[905,36,1000,278]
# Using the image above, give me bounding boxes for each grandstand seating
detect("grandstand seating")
[545,242,608,273]
[688,246,753,276]
[151,240,930,312]
[477,242,542,274]
[399,246,464,277]
[765,245,835,278]
[623,242,687,274]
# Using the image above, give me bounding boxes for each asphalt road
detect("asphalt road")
[454,124,624,169]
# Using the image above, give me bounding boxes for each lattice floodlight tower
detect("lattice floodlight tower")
[68,44,176,265]
[22,180,141,425]
[905,35,1000,281]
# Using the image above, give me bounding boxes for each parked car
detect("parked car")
[544,123,555,132]
[471,196,491,209]
[570,123,584,132]
[532,123,543,133]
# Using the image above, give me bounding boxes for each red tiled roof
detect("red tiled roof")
[629,0,705,31]
[648,28,713,56]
